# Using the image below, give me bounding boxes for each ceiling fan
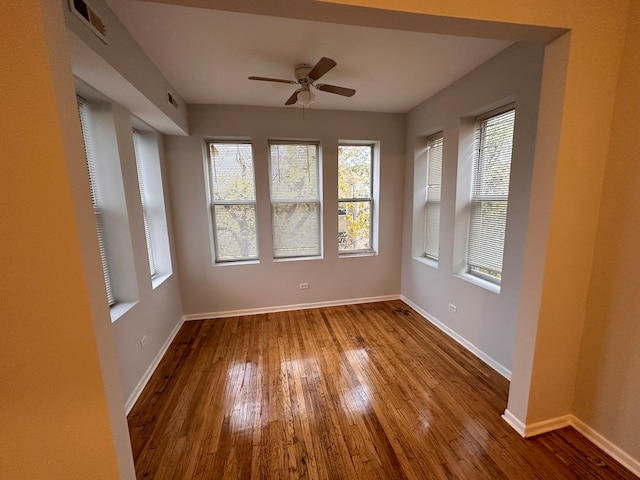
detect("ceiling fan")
[248,57,356,107]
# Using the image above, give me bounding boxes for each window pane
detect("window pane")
[77,98,116,306]
[133,130,157,278]
[468,106,515,282]
[338,145,371,198]
[424,133,443,260]
[468,200,507,277]
[272,203,320,258]
[473,109,515,199]
[213,204,258,261]
[338,201,371,252]
[207,142,258,263]
[338,144,374,254]
[209,143,256,201]
[269,144,318,200]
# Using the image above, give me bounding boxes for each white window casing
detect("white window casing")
[269,142,321,259]
[77,97,116,306]
[338,144,375,255]
[424,133,443,261]
[467,105,516,284]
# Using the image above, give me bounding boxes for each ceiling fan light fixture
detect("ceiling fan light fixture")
[297,88,315,107]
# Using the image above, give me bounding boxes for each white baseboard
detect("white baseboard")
[501,411,640,477]
[571,415,640,477]
[502,409,526,436]
[125,317,184,414]
[400,295,511,380]
[182,294,401,321]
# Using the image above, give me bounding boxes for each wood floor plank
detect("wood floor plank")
[128,300,638,479]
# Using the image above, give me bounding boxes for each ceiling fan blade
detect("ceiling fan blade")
[285,90,300,105]
[315,84,356,97]
[307,57,337,81]
[248,76,298,85]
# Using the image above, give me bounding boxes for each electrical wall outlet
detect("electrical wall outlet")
[448,303,457,313]
[299,283,309,290]
[140,335,148,348]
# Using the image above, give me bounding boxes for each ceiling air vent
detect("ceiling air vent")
[68,0,108,44]
[167,90,179,109]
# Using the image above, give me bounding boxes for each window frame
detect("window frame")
[206,141,259,264]
[423,132,443,262]
[466,104,516,285]
[132,129,158,279]
[77,97,116,306]
[337,143,375,255]
[268,141,322,260]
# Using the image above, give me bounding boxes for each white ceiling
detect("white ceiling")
[104,0,513,113]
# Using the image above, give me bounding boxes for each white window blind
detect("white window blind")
[132,130,157,278]
[338,144,373,254]
[269,142,321,258]
[207,142,258,262]
[77,98,116,306]
[424,133,443,261]
[468,105,515,283]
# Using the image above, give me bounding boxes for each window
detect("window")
[467,105,516,283]
[269,142,321,258]
[77,98,116,306]
[338,144,374,254]
[207,142,258,262]
[424,133,443,261]
[132,130,157,278]
[131,127,173,283]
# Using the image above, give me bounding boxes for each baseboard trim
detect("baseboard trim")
[124,317,184,415]
[502,409,526,436]
[182,294,401,321]
[501,411,640,477]
[571,415,640,477]
[400,296,511,380]
[524,414,573,437]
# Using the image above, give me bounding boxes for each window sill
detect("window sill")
[110,300,138,323]
[273,255,323,263]
[339,250,376,258]
[214,259,260,267]
[413,255,438,269]
[151,272,172,289]
[455,272,501,294]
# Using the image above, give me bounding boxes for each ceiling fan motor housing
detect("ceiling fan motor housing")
[295,64,313,83]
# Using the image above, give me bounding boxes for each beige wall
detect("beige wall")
[0,1,133,478]
[575,0,640,462]
[166,105,405,315]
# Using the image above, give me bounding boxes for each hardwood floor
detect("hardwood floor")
[128,300,636,479]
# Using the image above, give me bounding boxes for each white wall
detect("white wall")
[63,0,188,135]
[401,43,545,374]
[64,0,186,406]
[108,114,184,404]
[166,105,405,315]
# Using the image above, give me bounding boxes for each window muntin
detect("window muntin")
[424,133,443,261]
[77,98,116,306]
[132,130,157,278]
[207,142,258,262]
[269,142,321,258]
[338,144,374,254]
[468,105,515,283]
